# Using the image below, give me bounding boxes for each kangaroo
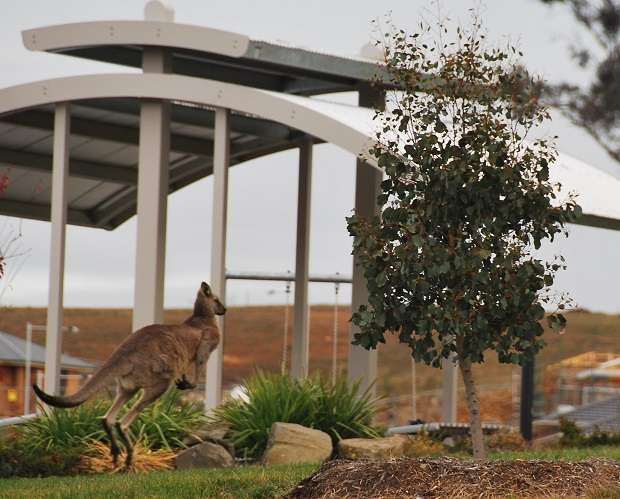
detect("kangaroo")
[33,281,225,469]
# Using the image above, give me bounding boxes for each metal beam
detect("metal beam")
[89,138,298,230]
[1,110,212,156]
[347,87,384,395]
[291,138,313,379]
[132,47,171,331]
[441,356,459,423]
[0,198,92,226]
[0,147,137,185]
[44,102,70,396]
[76,99,293,140]
[206,107,230,411]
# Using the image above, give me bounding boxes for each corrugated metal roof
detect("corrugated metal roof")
[0,330,95,370]
[563,395,620,434]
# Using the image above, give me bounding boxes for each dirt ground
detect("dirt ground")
[287,457,620,498]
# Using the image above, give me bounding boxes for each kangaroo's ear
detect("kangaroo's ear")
[201,282,212,295]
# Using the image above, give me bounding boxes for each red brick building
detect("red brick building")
[0,330,95,417]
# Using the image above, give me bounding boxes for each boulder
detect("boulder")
[175,441,234,469]
[531,432,564,450]
[262,422,332,465]
[338,435,408,460]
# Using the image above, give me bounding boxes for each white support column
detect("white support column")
[44,103,70,396]
[347,159,382,393]
[205,108,230,411]
[441,356,458,423]
[132,47,171,331]
[291,139,313,379]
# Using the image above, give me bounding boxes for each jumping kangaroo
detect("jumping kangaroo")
[33,281,225,468]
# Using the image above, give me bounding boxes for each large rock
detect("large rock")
[338,435,408,460]
[175,441,234,469]
[262,422,332,465]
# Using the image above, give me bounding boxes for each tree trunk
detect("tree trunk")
[459,357,487,459]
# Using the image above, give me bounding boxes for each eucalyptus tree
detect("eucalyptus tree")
[347,19,580,458]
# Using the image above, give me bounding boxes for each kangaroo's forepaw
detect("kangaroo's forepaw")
[175,374,196,390]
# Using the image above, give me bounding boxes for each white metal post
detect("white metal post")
[347,159,382,393]
[441,356,458,423]
[205,108,230,411]
[24,322,32,415]
[44,102,70,396]
[291,139,313,379]
[132,47,171,331]
[347,86,384,396]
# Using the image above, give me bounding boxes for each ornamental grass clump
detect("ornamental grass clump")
[5,388,207,477]
[211,371,380,459]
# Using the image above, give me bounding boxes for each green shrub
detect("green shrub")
[18,398,108,455]
[131,388,208,450]
[5,388,208,477]
[211,371,380,459]
[0,433,82,478]
[559,417,620,448]
[19,389,207,456]
[313,378,381,443]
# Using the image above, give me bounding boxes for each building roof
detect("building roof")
[547,352,620,371]
[0,330,95,371]
[562,395,620,434]
[577,357,620,381]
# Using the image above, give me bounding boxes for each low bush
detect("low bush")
[559,418,620,448]
[0,433,82,478]
[211,371,380,459]
[3,388,207,477]
[131,388,209,450]
[402,432,445,457]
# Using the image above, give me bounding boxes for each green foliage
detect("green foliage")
[4,388,207,477]
[347,17,580,368]
[18,399,108,455]
[131,388,208,450]
[0,463,320,498]
[211,371,380,459]
[18,389,206,456]
[312,377,381,443]
[559,417,620,448]
[0,432,82,478]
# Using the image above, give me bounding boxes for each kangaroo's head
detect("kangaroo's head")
[194,281,226,317]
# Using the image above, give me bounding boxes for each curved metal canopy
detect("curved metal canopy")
[22,20,390,96]
[1,19,619,233]
[0,73,374,230]
[0,72,619,232]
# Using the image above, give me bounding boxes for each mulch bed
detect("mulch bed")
[286,457,620,498]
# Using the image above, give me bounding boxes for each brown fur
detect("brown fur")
[32,281,225,469]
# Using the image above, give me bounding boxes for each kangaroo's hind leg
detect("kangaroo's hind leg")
[101,384,137,467]
[115,382,169,469]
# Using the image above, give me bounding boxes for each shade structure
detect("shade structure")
[1,72,619,231]
[1,11,620,418]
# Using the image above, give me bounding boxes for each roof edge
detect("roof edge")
[22,20,250,58]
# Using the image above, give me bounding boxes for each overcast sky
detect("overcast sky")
[1,0,619,313]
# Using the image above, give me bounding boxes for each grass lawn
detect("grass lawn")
[0,463,319,499]
[0,447,618,499]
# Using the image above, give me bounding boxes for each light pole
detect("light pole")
[24,322,79,415]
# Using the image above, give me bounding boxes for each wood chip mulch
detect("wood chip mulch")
[286,457,620,498]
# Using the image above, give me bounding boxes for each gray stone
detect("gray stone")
[338,435,408,460]
[531,432,564,450]
[262,422,332,465]
[175,441,234,469]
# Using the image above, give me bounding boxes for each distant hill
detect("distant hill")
[0,306,617,426]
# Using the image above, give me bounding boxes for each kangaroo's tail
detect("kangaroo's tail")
[32,362,118,409]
